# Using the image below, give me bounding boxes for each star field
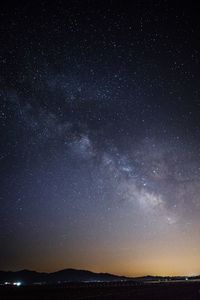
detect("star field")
[1,1,200,276]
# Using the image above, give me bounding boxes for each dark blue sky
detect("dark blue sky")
[1,0,200,276]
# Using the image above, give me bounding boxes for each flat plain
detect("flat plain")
[1,282,200,300]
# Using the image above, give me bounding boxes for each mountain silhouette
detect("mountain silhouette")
[0,269,131,284]
[0,269,197,285]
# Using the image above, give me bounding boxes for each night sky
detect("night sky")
[1,0,200,276]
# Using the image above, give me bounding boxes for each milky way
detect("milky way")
[1,1,200,276]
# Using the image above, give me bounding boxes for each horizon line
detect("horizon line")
[1,268,199,278]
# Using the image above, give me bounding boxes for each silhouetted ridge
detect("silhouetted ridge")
[0,269,130,284]
[0,269,198,285]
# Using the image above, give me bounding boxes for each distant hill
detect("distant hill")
[0,269,198,285]
[0,269,132,284]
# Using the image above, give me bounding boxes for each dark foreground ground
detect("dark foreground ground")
[1,282,200,300]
